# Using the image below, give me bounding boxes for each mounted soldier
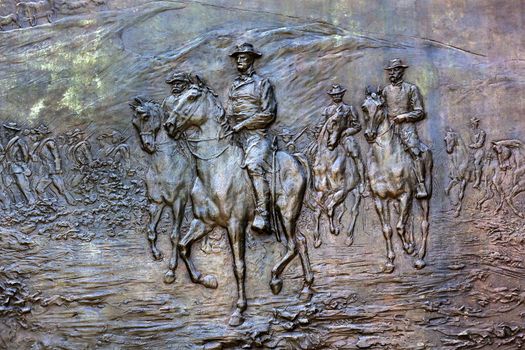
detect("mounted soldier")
[226,42,277,234]
[382,58,430,199]
[162,71,192,119]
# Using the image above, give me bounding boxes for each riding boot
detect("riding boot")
[414,156,428,199]
[251,174,271,234]
[473,170,482,189]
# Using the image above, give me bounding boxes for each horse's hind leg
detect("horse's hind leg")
[179,219,217,289]
[414,199,430,269]
[345,188,361,246]
[164,197,187,284]
[374,198,395,273]
[396,192,413,255]
[312,206,323,248]
[225,218,248,327]
[296,230,314,301]
[147,202,165,260]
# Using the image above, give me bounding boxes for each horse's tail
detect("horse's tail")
[293,152,318,213]
[423,150,433,197]
[293,152,311,191]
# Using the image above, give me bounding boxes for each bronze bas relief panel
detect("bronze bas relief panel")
[0,0,524,349]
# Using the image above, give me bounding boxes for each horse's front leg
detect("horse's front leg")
[226,218,248,327]
[164,196,187,284]
[179,219,217,288]
[396,192,413,255]
[445,178,457,196]
[147,202,165,260]
[454,179,467,217]
[327,189,346,236]
[374,197,395,273]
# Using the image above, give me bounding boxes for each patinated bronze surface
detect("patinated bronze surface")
[0,1,524,349]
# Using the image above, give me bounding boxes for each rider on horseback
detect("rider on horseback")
[162,71,192,119]
[226,43,277,234]
[382,58,429,199]
[323,84,365,187]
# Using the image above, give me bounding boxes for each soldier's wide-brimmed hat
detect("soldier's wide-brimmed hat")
[165,71,192,85]
[35,124,51,134]
[327,84,347,95]
[279,128,294,137]
[384,58,409,70]
[229,42,262,58]
[67,128,84,138]
[3,122,21,131]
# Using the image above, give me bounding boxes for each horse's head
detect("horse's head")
[491,139,522,170]
[164,76,225,138]
[362,85,386,143]
[324,112,347,151]
[444,128,458,154]
[129,96,163,154]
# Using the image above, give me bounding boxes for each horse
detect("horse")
[477,140,525,218]
[444,128,472,217]
[310,111,364,248]
[361,86,432,273]
[0,14,21,30]
[164,80,314,327]
[16,0,55,26]
[130,96,193,284]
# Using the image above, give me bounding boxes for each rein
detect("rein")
[182,131,231,161]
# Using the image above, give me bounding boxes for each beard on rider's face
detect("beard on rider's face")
[388,68,404,83]
[331,95,343,103]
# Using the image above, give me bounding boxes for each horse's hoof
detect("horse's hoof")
[404,243,415,255]
[199,275,218,289]
[270,277,283,295]
[331,228,340,236]
[152,250,163,261]
[299,286,313,302]
[345,236,354,247]
[163,270,176,284]
[414,259,426,270]
[313,238,322,248]
[228,310,244,327]
[382,261,395,274]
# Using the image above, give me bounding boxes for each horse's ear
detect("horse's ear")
[365,85,373,96]
[195,74,205,87]
[376,85,383,96]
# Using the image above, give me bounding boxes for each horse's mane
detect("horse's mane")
[192,78,230,135]
[130,96,163,119]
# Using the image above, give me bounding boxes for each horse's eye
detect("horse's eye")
[142,113,149,121]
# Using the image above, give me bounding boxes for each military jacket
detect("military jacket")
[226,69,277,134]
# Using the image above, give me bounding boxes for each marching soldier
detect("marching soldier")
[3,122,36,205]
[32,124,77,205]
[226,43,277,234]
[468,117,486,189]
